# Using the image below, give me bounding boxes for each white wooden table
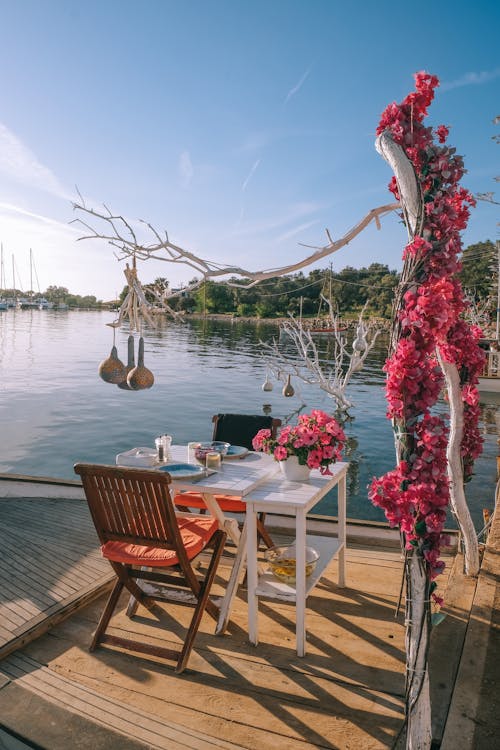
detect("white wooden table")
[243,461,348,656]
[116,447,347,650]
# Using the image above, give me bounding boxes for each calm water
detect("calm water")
[1,309,498,529]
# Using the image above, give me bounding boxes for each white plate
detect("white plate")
[158,462,206,480]
[223,445,249,459]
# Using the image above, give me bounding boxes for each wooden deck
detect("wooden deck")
[0,493,466,749]
[0,496,113,660]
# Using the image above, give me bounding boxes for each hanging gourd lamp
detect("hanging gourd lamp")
[282,374,295,397]
[117,335,136,390]
[127,336,154,390]
[262,371,273,391]
[98,341,126,384]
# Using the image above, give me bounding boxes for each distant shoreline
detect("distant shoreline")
[184,311,392,329]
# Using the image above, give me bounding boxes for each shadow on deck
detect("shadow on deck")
[0,492,487,749]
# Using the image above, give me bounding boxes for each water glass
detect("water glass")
[161,434,172,460]
[188,441,201,463]
[205,451,222,471]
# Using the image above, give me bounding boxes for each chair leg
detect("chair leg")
[90,578,124,651]
[114,563,157,614]
[175,529,226,673]
[257,513,274,549]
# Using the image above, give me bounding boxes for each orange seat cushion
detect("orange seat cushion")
[101,515,219,566]
[174,491,245,513]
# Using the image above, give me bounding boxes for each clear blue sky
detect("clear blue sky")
[0,0,498,300]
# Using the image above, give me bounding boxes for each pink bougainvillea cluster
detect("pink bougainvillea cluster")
[252,409,346,474]
[369,72,485,591]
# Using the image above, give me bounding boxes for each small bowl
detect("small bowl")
[194,441,230,463]
[265,545,320,584]
[210,441,231,455]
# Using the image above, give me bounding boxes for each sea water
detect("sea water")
[0,309,497,529]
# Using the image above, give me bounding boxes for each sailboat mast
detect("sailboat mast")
[30,248,33,297]
[496,240,500,342]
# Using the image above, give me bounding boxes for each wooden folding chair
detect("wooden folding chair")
[74,463,227,674]
[174,414,281,549]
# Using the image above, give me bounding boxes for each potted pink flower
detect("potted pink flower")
[252,409,346,479]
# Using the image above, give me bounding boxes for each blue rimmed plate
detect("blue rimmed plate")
[223,445,249,459]
[158,463,206,480]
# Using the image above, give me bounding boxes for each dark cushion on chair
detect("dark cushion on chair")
[213,414,275,451]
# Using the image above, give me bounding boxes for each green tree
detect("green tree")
[459,240,496,300]
[44,285,69,302]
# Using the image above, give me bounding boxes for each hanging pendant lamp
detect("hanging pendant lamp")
[262,371,273,391]
[282,374,295,397]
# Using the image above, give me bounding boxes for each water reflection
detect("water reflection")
[0,310,497,530]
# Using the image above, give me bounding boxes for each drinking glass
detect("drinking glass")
[155,437,165,462]
[161,434,172,460]
[205,451,222,471]
[188,442,200,463]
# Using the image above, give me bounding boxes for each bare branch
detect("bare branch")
[260,306,381,413]
[71,199,399,298]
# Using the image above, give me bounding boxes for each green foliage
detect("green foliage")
[459,240,496,300]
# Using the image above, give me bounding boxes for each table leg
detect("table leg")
[200,492,245,634]
[215,519,247,634]
[338,474,346,588]
[295,511,306,657]
[202,493,241,546]
[246,506,259,646]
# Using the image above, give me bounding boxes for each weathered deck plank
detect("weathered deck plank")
[0,496,114,657]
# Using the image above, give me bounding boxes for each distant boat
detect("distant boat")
[305,320,348,334]
[18,296,39,310]
[0,300,7,311]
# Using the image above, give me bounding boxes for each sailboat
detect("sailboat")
[0,245,8,310]
[17,249,52,309]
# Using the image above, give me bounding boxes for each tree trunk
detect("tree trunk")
[405,550,432,750]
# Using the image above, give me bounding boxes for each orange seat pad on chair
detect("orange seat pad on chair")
[174,491,245,513]
[101,515,219,566]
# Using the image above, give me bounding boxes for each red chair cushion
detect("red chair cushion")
[101,515,219,566]
[174,491,245,513]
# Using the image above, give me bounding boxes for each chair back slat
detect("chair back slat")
[74,464,181,550]
[212,413,281,450]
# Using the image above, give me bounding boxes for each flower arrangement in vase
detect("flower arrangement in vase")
[252,409,346,477]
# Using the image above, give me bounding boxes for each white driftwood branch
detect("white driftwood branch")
[375,131,423,240]
[71,198,398,297]
[437,352,480,575]
[260,304,380,413]
[111,264,183,330]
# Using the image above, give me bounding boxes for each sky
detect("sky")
[0,0,498,301]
